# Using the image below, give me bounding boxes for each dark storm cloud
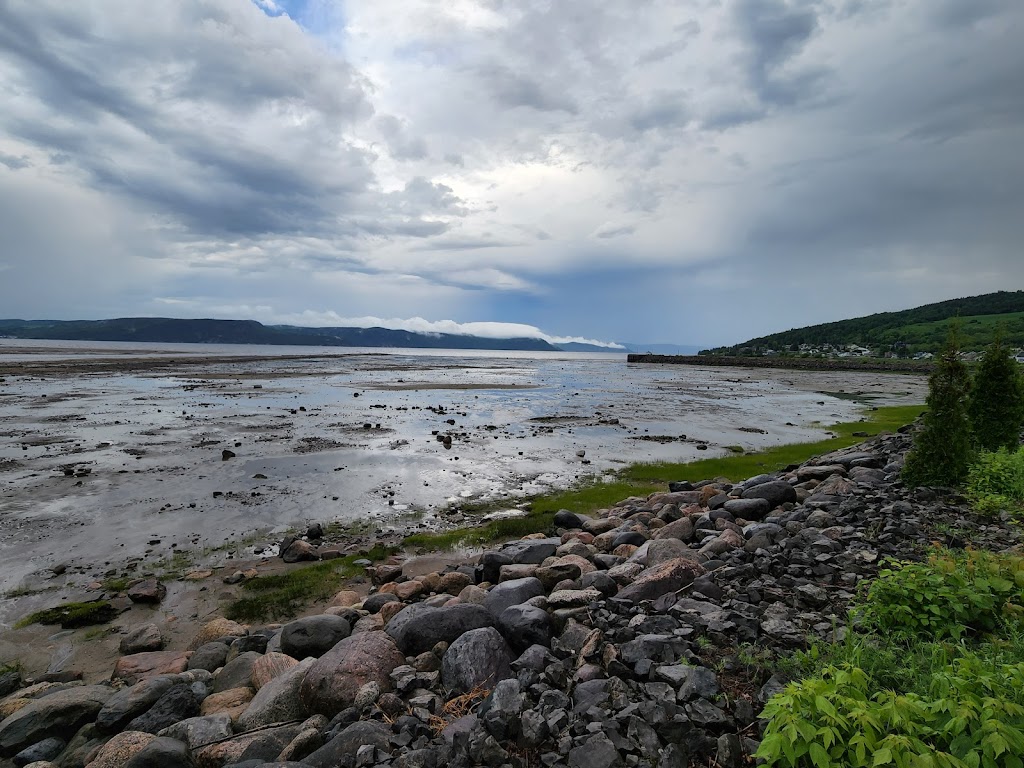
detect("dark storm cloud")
[0,152,30,170]
[732,0,828,108]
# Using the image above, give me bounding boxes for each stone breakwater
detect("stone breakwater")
[627,354,933,374]
[0,431,1019,768]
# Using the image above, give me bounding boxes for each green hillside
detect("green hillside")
[703,291,1024,356]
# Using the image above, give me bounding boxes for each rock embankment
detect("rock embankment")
[0,431,1019,768]
[627,354,932,374]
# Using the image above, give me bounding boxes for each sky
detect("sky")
[0,0,1021,348]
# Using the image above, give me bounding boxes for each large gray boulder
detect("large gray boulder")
[442,627,514,693]
[483,577,545,618]
[212,651,261,693]
[299,631,405,716]
[722,498,772,520]
[386,603,495,656]
[186,642,230,673]
[237,658,313,730]
[616,558,706,603]
[740,480,796,508]
[0,685,114,757]
[279,615,351,659]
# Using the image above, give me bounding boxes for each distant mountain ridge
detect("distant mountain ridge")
[701,290,1024,356]
[0,317,560,352]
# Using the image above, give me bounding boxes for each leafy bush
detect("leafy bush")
[903,325,975,487]
[757,659,1024,768]
[966,448,1024,517]
[859,550,1024,641]
[969,334,1024,452]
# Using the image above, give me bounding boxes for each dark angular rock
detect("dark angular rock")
[12,736,65,767]
[442,627,513,693]
[304,721,391,768]
[127,579,166,605]
[497,604,553,652]
[187,642,230,672]
[499,538,560,565]
[126,683,200,734]
[483,577,545,617]
[97,675,178,733]
[568,733,623,768]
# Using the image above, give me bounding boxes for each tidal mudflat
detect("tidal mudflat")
[0,341,926,600]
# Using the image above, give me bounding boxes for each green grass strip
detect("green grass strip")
[404,403,924,551]
[225,544,395,623]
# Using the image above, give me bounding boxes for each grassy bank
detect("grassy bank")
[224,544,395,622]
[403,403,924,551]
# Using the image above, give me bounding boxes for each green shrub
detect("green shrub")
[757,659,1024,768]
[903,324,974,487]
[969,334,1024,452]
[858,550,1024,641]
[966,448,1024,517]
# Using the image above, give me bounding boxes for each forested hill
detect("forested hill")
[0,318,559,352]
[702,290,1024,356]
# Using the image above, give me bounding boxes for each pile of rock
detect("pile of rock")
[1,431,1018,768]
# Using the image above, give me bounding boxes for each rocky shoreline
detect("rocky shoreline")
[627,354,933,374]
[1,428,1019,768]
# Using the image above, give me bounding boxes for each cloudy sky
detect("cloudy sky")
[0,0,1021,347]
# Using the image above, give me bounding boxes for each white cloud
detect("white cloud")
[0,0,1022,346]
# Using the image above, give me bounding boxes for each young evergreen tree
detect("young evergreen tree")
[969,332,1024,451]
[902,324,974,487]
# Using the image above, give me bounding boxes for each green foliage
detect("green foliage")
[225,544,395,621]
[16,600,118,629]
[965,448,1024,517]
[969,335,1024,452]
[757,660,1024,768]
[903,325,975,487]
[859,550,1024,641]
[704,290,1024,355]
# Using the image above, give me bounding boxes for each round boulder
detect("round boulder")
[442,627,513,693]
[299,631,405,716]
[280,615,351,659]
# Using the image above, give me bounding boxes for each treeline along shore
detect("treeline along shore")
[627,354,933,373]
